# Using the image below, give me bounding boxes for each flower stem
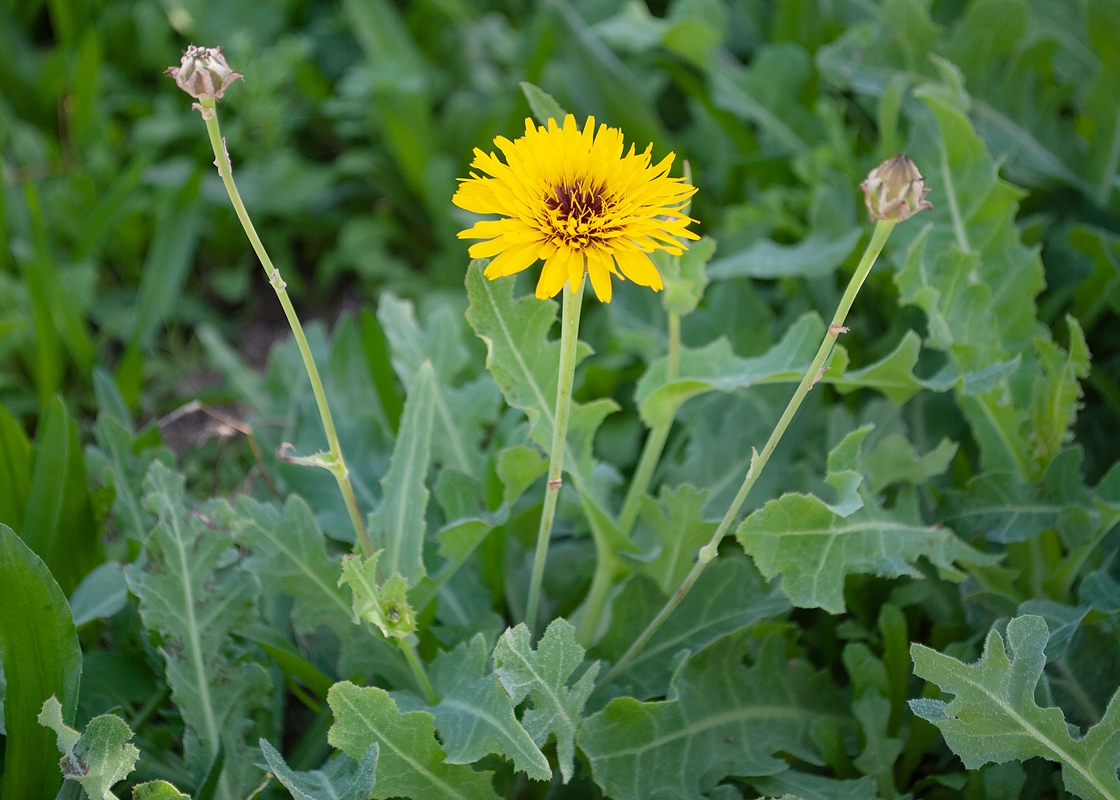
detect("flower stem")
[198,97,372,558]
[525,277,585,634]
[617,310,681,536]
[399,639,438,705]
[595,219,896,693]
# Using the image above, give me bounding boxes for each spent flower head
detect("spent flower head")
[453,114,699,303]
[859,154,932,222]
[167,45,243,100]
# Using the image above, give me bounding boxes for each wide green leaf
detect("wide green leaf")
[492,619,598,783]
[427,634,551,780]
[327,681,499,800]
[593,555,791,700]
[465,260,617,482]
[259,737,379,800]
[737,427,998,613]
[911,615,1120,800]
[635,484,716,596]
[0,523,82,800]
[125,463,270,799]
[578,633,851,800]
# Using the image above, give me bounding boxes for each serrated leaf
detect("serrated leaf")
[635,313,821,428]
[259,737,378,800]
[1031,316,1090,470]
[327,681,499,800]
[593,555,792,700]
[737,430,997,613]
[828,331,929,405]
[579,634,851,800]
[377,294,500,478]
[465,261,617,482]
[633,484,718,595]
[369,362,436,586]
[851,693,902,796]
[86,417,171,542]
[338,552,417,640]
[230,494,353,635]
[0,524,82,800]
[940,448,1088,543]
[911,615,1120,800]
[125,463,270,799]
[427,634,551,780]
[492,619,598,783]
[38,697,139,800]
[862,433,958,496]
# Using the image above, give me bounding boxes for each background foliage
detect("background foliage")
[2,0,1120,798]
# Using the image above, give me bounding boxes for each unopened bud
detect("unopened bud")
[859,154,932,222]
[167,45,243,100]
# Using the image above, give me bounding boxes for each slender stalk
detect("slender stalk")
[617,310,681,536]
[198,97,372,557]
[580,310,680,645]
[525,277,585,633]
[400,640,438,705]
[595,220,896,693]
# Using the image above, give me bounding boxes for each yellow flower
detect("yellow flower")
[453,114,698,303]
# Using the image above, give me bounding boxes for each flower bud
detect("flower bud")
[859,154,932,222]
[167,45,243,100]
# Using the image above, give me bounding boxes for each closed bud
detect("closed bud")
[859,154,932,222]
[167,45,243,100]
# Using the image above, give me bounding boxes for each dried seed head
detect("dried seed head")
[167,45,243,100]
[859,154,932,222]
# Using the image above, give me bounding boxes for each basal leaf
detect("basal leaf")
[427,634,551,780]
[38,697,139,800]
[0,524,82,800]
[579,633,851,800]
[1031,316,1090,469]
[750,771,881,800]
[86,417,172,542]
[911,615,1120,800]
[862,433,958,496]
[125,463,270,799]
[259,737,378,800]
[593,555,791,700]
[229,494,353,634]
[635,313,821,428]
[369,361,436,586]
[69,561,128,629]
[633,484,718,595]
[0,400,31,531]
[327,681,499,800]
[465,260,617,482]
[737,429,997,613]
[492,619,598,783]
[828,331,930,405]
[378,294,501,478]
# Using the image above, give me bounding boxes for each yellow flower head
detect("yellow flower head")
[453,114,698,303]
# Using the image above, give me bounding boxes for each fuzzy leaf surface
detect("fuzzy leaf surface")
[579,634,851,800]
[125,463,269,799]
[427,634,551,780]
[492,619,598,783]
[465,260,617,482]
[911,615,1120,800]
[327,681,499,800]
[368,361,436,586]
[259,738,378,800]
[38,697,139,800]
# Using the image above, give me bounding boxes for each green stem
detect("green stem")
[595,220,896,693]
[617,311,681,536]
[525,277,585,633]
[198,98,372,558]
[399,639,438,705]
[576,552,618,646]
